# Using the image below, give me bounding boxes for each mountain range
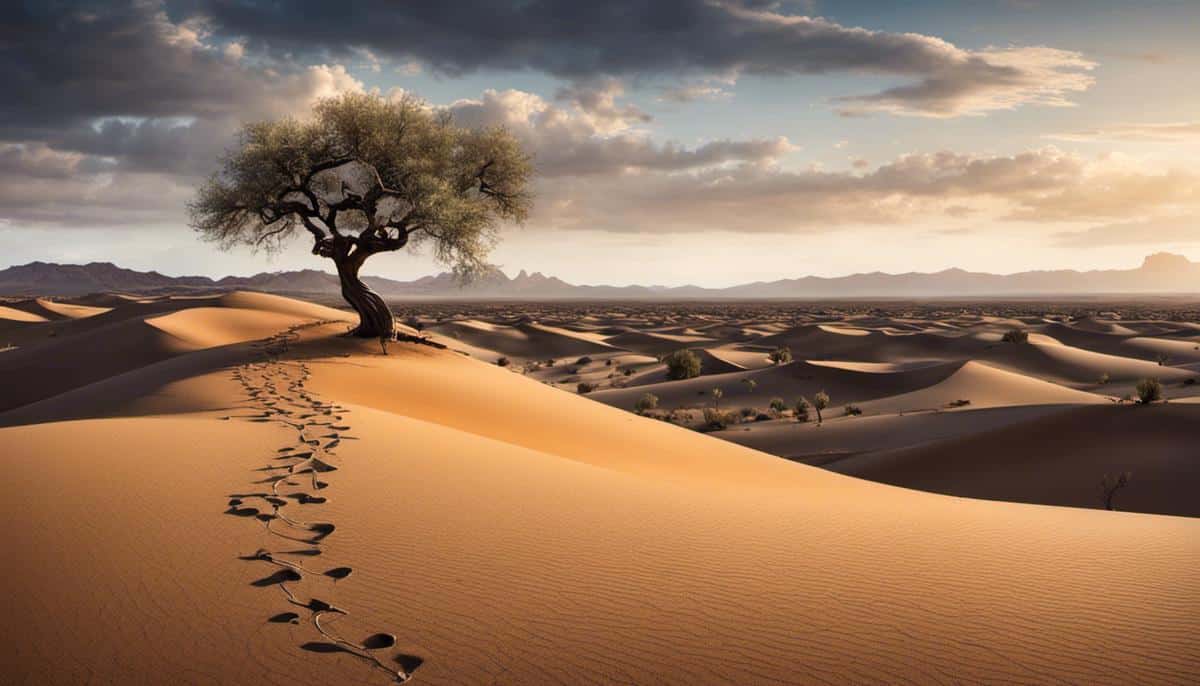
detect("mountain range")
[1,253,1197,298]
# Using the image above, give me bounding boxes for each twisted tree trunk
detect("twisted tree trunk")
[334,255,394,339]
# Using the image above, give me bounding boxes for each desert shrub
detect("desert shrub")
[577,382,597,394]
[1098,372,1110,385]
[768,397,788,416]
[794,397,811,423]
[1185,378,1197,386]
[623,368,634,376]
[813,391,830,424]
[711,387,724,408]
[1101,471,1133,511]
[605,359,613,366]
[755,413,771,422]
[768,346,793,365]
[742,378,758,392]
[1135,378,1162,404]
[947,399,971,408]
[739,406,758,418]
[545,358,556,367]
[634,393,659,415]
[496,356,511,367]
[663,349,701,380]
[843,404,863,416]
[1156,352,1171,366]
[702,407,736,430]
[575,356,593,365]
[1001,328,1029,343]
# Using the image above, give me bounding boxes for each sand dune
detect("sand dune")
[0,303,51,322]
[3,294,1198,684]
[1120,336,1200,364]
[756,324,984,363]
[860,361,1107,414]
[979,339,1195,386]
[832,403,1200,517]
[705,344,775,369]
[0,292,350,413]
[429,318,613,359]
[603,329,716,355]
[1,297,110,321]
[718,403,1081,463]
[147,306,326,349]
[593,357,964,413]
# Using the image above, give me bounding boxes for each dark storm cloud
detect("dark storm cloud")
[171,0,1094,116]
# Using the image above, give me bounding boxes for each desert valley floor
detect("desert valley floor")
[2,291,1198,684]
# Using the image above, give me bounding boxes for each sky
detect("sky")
[2,0,1199,287]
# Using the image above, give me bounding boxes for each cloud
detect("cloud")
[1054,217,1200,247]
[553,80,652,135]
[0,144,192,226]
[834,46,1095,118]
[1,3,359,139]
[179,0,1096,118]
[530,147,1200,233]
[443,88,792,177]
[0,1,365,226]
[1048,121,1200,143]
[658,83,733,103]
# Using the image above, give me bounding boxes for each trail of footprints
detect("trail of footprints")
[224,323,422,683]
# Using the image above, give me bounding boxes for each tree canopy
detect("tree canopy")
[189,91,532,338]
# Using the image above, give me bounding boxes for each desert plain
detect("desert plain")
[2,291,1198,685]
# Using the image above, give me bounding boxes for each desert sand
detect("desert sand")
[3,294,1199,684]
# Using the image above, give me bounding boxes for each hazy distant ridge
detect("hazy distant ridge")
[1,253,1196,297]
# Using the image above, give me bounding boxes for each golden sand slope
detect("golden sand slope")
[3,300,1198,685]
[0,291,352,412]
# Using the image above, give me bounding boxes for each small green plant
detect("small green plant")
[813,391,830,424]
[794,396,811,423]
[663,349,702,380]
[769,397,788,417]
[702,407,735,431]
[1001,328,1028,343]
[634,392,659,415]
[577,381,597,394]
[1155,352,1171,366]
[1101,471,1132,511]
[768,346,793,365]
[711,387,723,409]
[843,404,863,416]
[742,378,758,392]
[1135,378,1163,404]
[1098,372,1110,385]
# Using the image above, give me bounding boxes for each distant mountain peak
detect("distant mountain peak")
[0,254,1196,298]
[1141,252,1194,272]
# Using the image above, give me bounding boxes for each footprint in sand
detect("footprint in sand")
[227,323,421,682]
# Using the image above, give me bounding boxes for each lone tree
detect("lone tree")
[812,390,830,425]
[189,92,532,340]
